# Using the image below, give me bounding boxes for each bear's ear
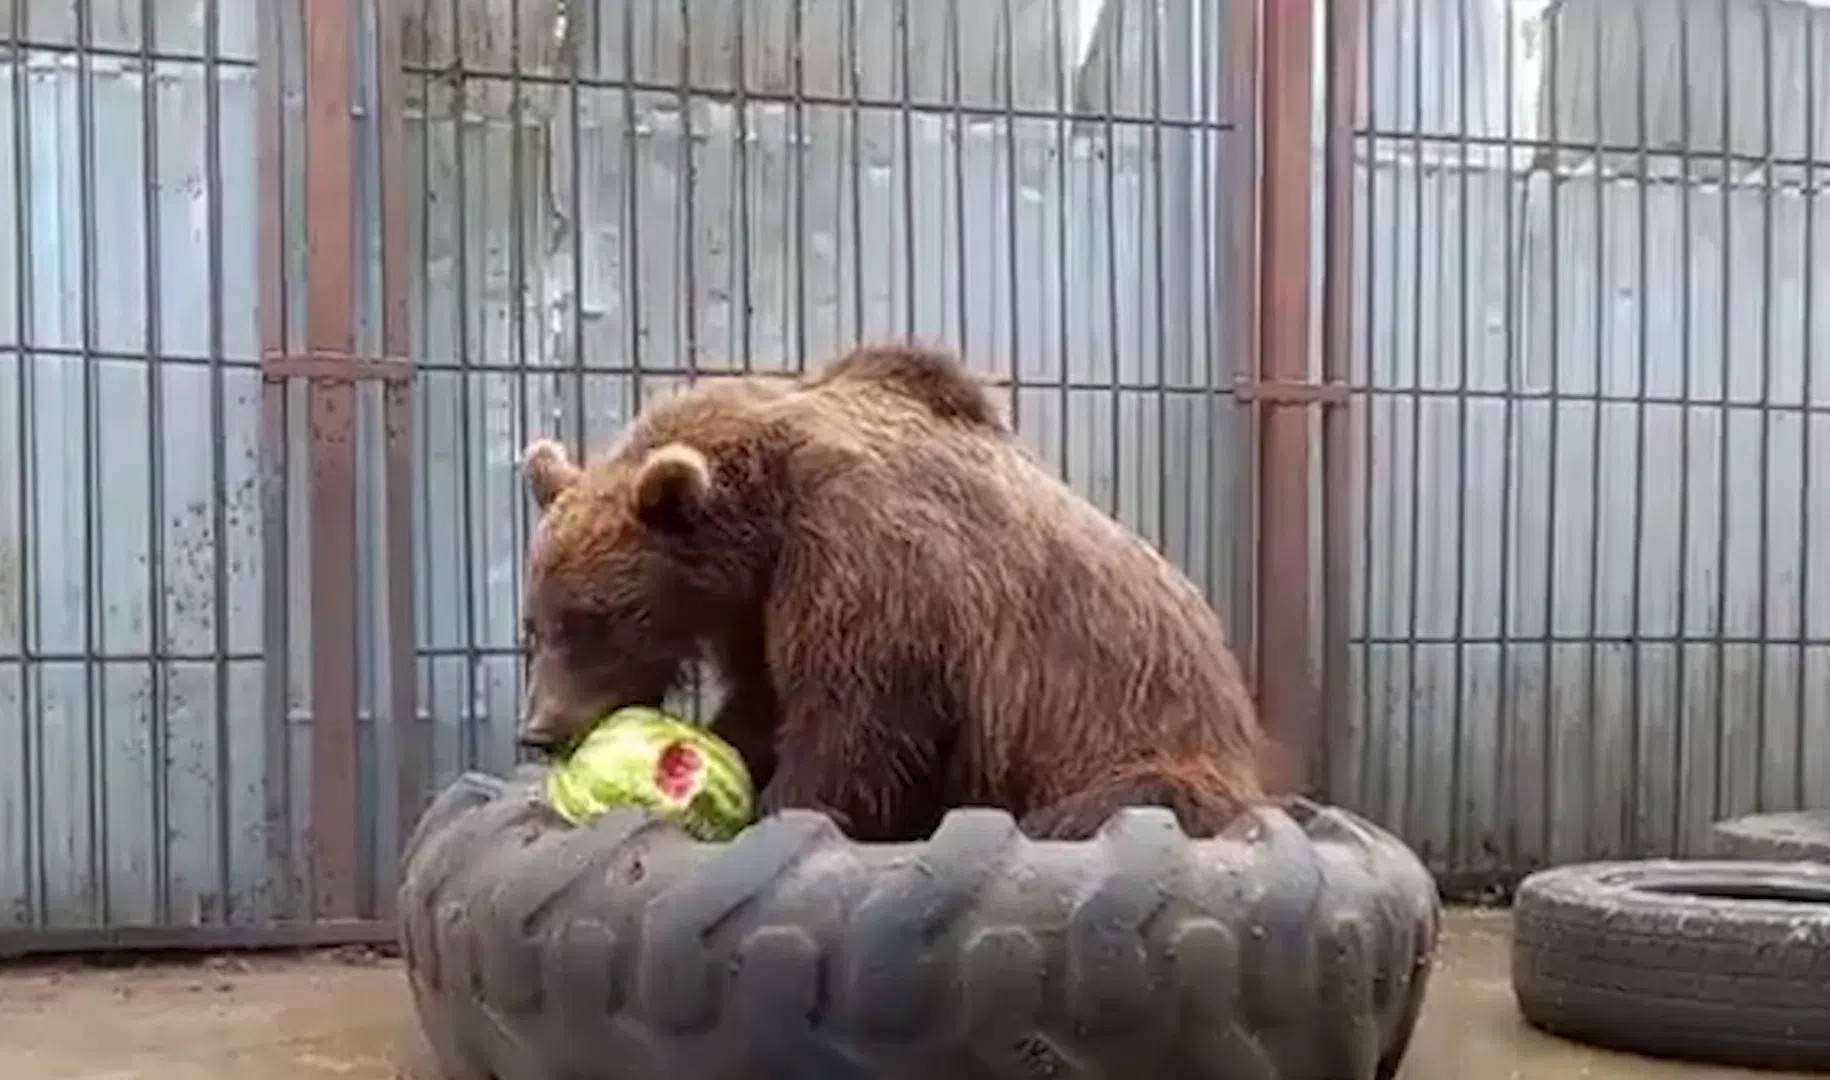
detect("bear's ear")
[523,438,582,511]
[633,442,712,533]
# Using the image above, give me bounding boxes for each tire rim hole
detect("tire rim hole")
[1638,882,1830,906]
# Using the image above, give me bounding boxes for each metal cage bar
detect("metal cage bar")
[2,0,1275,952]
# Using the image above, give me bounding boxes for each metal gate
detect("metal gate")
[2,0,1307,951]
[1330,0,1830,893]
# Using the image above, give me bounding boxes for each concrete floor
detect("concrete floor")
[0,908,1809,1080]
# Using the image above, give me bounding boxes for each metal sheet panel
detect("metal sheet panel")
[394,0,1250,821]
[1,0,1252,943]
[1341,0,1830,888]
[0,0,270,932]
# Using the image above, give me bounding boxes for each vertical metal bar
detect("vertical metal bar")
[75,0,107,927]
[1378,0,1401,827]
[677,0,697,377]
[844,0,863,343]
[1627,0,1652,855]
[1710,0,1734,829]
[302,0,362,920]
[1448,0,1471,864]
[204,0,233,922]
[1538,2,1563,864]
[257,0,297,921]
[559,0,581,457]
[1102,6,1120,523]
[1224,0,1261,683]
[1255,0,1318,794]
[376,0,421,890]
[778,5,795,372]
[448,0,478,771]
[1147,0,1167,552]
[1672,0,1695,852]
[618,0,643,407]
[1320,0,1362,804]
[1355,0,1379,822]
[897,0,915,336]
[948,0,967,356]
[414,0,438,797]
[139,0,171,925]
[735,0,753,372]
[566,0,584,455]
[1001,0,1019,428]
[1197,0,1216,608]
[681,0,705,712]
[1401,0,1423,843]
[8,0,42,932]
[1754,0,1774,813]
[828,11,847,369]
[510,0,530,737]
[1051,0,1069,476]
[791,0,806,372]
[1798,0,1819,811]
[1581,0,1607,860]
[1495,0,1519,872]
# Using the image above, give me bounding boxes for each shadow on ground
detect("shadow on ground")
[0,908,1807,1079]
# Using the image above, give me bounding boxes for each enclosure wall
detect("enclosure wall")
[1337,0,1830,888]
[0,0,1255,945]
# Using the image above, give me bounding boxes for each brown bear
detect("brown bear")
[516,344,1266,841]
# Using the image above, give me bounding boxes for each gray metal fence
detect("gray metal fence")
[1339,0,1830,889]
[24,0,1801,947]
[0,0,282,944]
[0,0,1254,948]
[402,0,1248,784]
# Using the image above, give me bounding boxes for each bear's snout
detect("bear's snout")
[518,693,570,756]
[517,726,560,754]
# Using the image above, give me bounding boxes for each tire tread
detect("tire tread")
[398,778,1442,1080]
[1512,859,1830,1071]
[1711,810,1830,862]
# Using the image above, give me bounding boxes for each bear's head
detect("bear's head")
[513,347,1002,754]
[515,384,792,753]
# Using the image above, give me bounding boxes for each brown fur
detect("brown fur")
[517,344,1266,841]
[799,343,1010,429]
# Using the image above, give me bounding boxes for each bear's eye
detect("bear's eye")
[554,606,606,645]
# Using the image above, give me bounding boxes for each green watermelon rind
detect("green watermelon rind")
[543,707,756,842]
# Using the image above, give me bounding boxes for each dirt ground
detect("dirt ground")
[0,908,1809,1080]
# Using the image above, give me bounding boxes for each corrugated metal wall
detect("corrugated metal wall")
[0,0,1249,939]
[1341,0,1830,885]
[36,0,1818,935]
[397,0,1248,787]
[0,0,280,934]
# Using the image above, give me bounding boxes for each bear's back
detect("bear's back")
[776,378,1254,803]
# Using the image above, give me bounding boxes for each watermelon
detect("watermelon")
[542,706,757,841]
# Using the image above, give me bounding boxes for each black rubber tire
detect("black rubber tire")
[1512,859,1830,1071]
[1711,810,1830,862]
[396,772,1442,1080]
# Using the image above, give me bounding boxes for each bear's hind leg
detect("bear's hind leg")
[1019,761,1254,841]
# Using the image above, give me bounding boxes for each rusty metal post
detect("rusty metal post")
[1319,0,1364,803]
[299,0,362,922]
[373,0,422,917]
[1223,0,1263,687]
[256,0,298,922]
[1252,0,1322,796]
